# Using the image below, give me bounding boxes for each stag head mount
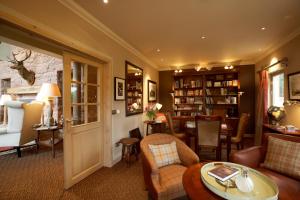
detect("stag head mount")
[7,50,36,85]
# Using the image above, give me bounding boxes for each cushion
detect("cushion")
[262,136,300,180]
[159,164,187,199]
[149,141,181,168]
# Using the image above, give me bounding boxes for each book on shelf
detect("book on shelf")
[206,81,212,87]
[208,165,239,182]
[180,79,184,88]
[232,80,238,86]
[214,81,221,87]
[196,80,202,87]
[205,89,211,95]
[191,80,196,88]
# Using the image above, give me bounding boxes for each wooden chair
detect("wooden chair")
[129,127,143,154]
[231,113,250,149]
[165,112,187,143]
[195,115,222,160]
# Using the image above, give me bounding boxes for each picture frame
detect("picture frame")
[114,77,125,101]
[148,80,157,102]
[288,71,300,100]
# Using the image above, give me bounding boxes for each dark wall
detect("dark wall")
[158,65,256,134]
[239,65,255,134]
[159,71,174,112]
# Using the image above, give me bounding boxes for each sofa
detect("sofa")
[230,133,300,199]
[140,134,199,200]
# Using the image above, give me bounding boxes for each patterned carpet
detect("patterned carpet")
[0,145,147,200]
[0,138,253,200]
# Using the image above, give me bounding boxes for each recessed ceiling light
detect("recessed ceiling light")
[103,0,109,4]
[201,36,206,39]
[259,48,262,51]
[160,58,164,62]
[261,27,266,30]
[156,48,161,52]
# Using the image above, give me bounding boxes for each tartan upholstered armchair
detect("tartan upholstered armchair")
[140,134,199,200]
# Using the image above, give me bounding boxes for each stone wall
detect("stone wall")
[0,43,63,122]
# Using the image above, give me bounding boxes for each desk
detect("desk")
[34,126,62,158]
[144,120,166,135]
[263,124,300,136]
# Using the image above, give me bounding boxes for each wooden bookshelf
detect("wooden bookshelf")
[172,69,240,117]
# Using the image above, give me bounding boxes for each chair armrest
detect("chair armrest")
[0,127,7,135]
[230,146,264,168]
[176,139,199,166]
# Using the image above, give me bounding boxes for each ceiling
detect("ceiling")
[74,0,300,69]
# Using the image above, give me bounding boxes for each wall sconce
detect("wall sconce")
[225,65,234,70]
[175,69,182,73]
[195,66,202,71]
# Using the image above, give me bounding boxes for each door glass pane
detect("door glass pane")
[71,83,84,103]
[71,61,85,82]
[88,105,98,123]
[88,65,98,84]
[88,85,98,103]
[71,105,85,125]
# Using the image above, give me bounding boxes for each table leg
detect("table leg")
[227,135,231,161]
[52,130,55,158]
[146,124,150,135]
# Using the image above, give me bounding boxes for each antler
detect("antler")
[7,50,32,63]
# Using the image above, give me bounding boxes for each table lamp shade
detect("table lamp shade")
[0,94,12,105]
[155,103,162,110]
[36,83,61,101]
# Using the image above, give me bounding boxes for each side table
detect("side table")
[34,126,62,158]
[119,137,139,166]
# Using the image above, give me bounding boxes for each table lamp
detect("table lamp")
[0,94,12,125]
[36,83,61,127]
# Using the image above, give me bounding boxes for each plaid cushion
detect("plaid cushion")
[149,141,181,168]
[262,136,300,180]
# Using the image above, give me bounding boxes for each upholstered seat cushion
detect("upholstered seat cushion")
[158,164,187,199]
[257,167,300,199]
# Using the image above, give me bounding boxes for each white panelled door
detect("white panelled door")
[63,53,103,189]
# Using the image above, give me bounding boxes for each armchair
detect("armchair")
[0,101,43,157]
[141,133,199,200]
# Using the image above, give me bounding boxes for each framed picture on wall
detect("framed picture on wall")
[288,71,300,100]
[114,77,125,101]
[148,80,157,102]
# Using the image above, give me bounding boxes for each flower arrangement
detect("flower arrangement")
[145,103,162,121]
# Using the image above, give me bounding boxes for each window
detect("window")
[270,72,284,107]
[1,78,11,94]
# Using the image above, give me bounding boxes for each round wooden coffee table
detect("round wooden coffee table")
[183,163,222,200]
[183,163,278,200]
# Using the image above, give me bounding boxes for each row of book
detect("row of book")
[174,79,202,89]
[174,89,203,96]
[205,97,237,104]
[174,97,203,104]
[175,111,203,117]
[205,88,237,96]
[206,80,238,87]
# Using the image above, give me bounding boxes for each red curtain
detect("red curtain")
[255,70,268,144]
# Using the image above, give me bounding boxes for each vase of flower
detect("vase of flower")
[145,103,162,121]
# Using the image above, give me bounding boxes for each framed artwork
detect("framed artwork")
[148,80,157,102]
[114,77,125,101]
[288,71,300,100]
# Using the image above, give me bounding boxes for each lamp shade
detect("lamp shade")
[155,103,162,110]
[0,94,12,105]
[36,83,61,101]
